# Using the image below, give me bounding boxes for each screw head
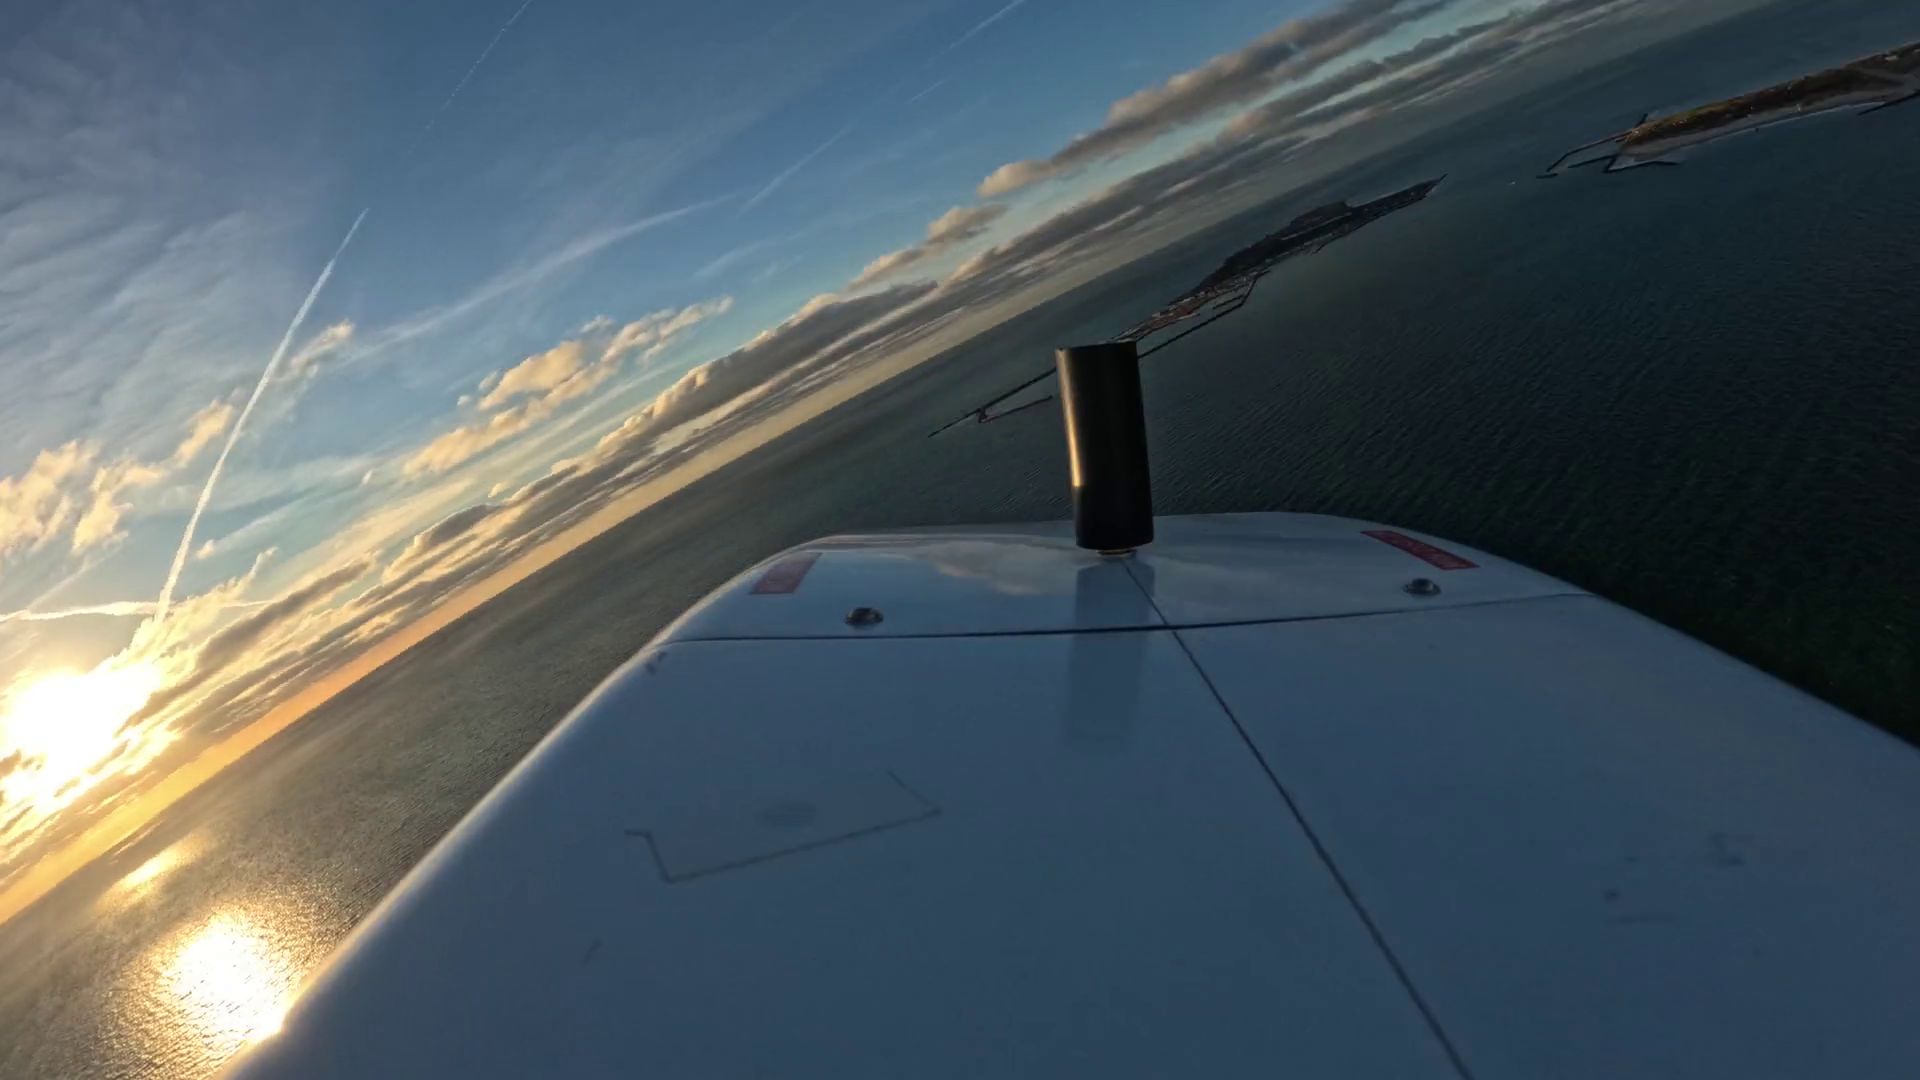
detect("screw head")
[845,606,885,628]
[1404,578,1441,597]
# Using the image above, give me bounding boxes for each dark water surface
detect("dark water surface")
[4,1,1918,1074]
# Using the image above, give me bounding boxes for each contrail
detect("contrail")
[746,0,1028,211]
[153,210,368,624]
[151,0,543,622]
[739,122,856,214]
[0,601,155,624]
[906,78,949,105]
[423,0,537,136]
[946,0,1029,53]
[0,599,271,626]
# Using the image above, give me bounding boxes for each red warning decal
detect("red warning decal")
[1362,530,1479,571]
[751,552,821,594]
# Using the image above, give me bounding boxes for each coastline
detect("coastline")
[1541,39,1920,176]
[1616,87,1908,162]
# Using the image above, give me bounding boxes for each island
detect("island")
[1117,176,1444,347]
[1542,40,1920,176]
[929,177,1445,436]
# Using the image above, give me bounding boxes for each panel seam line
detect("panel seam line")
[1120,557,1477,1080]
[671,590,1591,644]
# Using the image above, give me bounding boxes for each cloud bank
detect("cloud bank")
[403,296,732,476]
[851,204,1009,288]
[0,398,237,565]
[977,0,1461,196]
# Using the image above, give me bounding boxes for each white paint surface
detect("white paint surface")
[227,514,1919,1079]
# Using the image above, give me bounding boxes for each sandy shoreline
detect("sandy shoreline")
[1542,39,1920,177]
[1615,85,1914,163]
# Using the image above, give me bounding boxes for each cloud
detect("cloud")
[403,406,544,478]
[70,458,167,553]
[64,391,249,555]
[621,283,935,440]
[0,19,306,487]
[975,160,1057,199]
[976,0,1458,196]
[169,398,237,467]
[956,0,1656,288]
[175,557,374,688]
[402,297,732,476]
[949,147,1261,287]
[119,548,277,671]
[929,204,1009,246]
[285,320,356,378]
[602,296,735,364]
[126,555,372,723]
[347,199,729,369]
[0,442,98,562]
[851,204,1009,288]
[1222,0,1648,147]
[222,283,947,701]
[189,494,327,568]
[478,341,589,410]
[384,503,502,579]
[1,391,244,561]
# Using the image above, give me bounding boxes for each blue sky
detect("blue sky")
[0,0,1731,885]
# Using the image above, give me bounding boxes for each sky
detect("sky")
[0,0,1735,897]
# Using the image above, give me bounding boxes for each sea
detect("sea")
[3,0,1917,1073]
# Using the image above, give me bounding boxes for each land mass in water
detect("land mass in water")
[930,177,1443,434]
[1117,176,1443,340]
[1544,40,1920,175]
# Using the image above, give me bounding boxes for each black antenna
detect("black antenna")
[1055,341,1153,554]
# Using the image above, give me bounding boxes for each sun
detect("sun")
[0,661,165,815]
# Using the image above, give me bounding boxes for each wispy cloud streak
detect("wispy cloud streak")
[738,1,1029,216]
[352,198,729,362]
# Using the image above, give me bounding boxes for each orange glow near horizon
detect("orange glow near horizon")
[0,339,974,927]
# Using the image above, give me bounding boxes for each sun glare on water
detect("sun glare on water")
[162,911,295,1049]
[114,905,301,1069]
[0,661,167,818]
